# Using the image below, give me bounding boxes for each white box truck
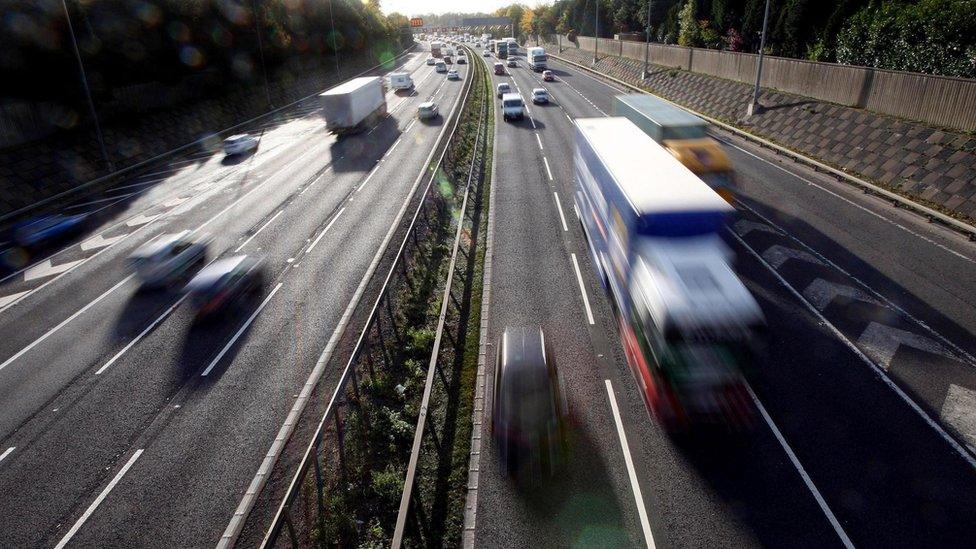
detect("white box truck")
[527,46,547,71]
[319,76,387,136]
[574,117,764,430]
[430,41,443,58]
[389,72,413,91]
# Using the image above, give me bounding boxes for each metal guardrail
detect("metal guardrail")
[547,50,976,241]
[259,46,479,548]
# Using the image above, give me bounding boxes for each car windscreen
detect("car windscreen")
[503,99,522,108]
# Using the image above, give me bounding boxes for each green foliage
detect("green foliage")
[677,0,699,46]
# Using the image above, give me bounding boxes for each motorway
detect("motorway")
[472,49,976,548]
[0,45,470,547]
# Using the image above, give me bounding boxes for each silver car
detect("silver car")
[418,101,439,120]
[129,231,208,289]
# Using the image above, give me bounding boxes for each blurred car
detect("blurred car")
[531,88,549,104]
[444,56,453,64]
[483,49,491,56]
[9,213,88,249]
[507,58,518,68]
[496,82,510,99]
[417,101,439,120]
[494,62,505,75]
[543,70,555,82]
[426,57,436,65]
[129,230,208,289]
[184,255,265,319]
[223,134,258,156]
[491,326,568,480]
[456,56,466,64]
[447,69,460,80]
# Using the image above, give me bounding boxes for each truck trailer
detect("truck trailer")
[319,77,387,136]
[430,41,443,58]
[491,40,509,59]
[526,46,547,71]
[574,117,764,430]
[612,94,736,201]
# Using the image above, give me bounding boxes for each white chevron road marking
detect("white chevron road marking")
[803,278,885,311]
[858,322,960,370]
[24,258,86,282]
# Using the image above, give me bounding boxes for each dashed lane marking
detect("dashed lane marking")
[0,447,13,463]
[553,192,568,232]
[570,253,595,325]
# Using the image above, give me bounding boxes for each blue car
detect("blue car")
[11,214,88,249]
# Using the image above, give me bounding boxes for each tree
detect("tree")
[520,9,535,39]
[677,0,699,46]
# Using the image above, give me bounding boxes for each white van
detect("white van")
[389,72,413,90]
[501,93,524,122]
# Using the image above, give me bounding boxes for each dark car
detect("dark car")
[10,213,88,249]
[184,255,265,319]
[491,326,568,481]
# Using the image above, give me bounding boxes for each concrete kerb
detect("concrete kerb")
[548,51,976,241]
[0,44,420,227]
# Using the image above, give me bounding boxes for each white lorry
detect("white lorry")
[527,46,547,71]
[319,76,387,136]
[430,41,443,58]
[389,72,413,91]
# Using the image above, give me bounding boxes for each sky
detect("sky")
[378,0,548,18]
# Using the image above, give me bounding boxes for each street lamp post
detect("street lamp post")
[251,0,273,108]
[327,0,340,76]
[61,0,113,173]
[593,0,599,64]
[642,0,652,79]
[748,0,771,116]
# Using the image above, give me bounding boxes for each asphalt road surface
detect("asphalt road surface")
[0,45,470,547]
[471,49,976,548]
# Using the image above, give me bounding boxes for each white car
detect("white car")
[223,134,258,156]
[418,101,439,120]
[129,231,209,289]
[483,50,490,57]
[532,88,549,104]
[447,69,460,80]
[496,82,511,99]
[426,57,436,65]
[435,61,447,73]
[501,93,524,122]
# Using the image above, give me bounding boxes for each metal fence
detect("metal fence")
[555,35,976,132]
[259,47,487,548]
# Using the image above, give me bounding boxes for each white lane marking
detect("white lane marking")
[306,208,346,254]
[0,447,13,463]
[762,244,824,270]
[730,230,976,469]
[385,138,403,157]
[96,296,187,375]
[357,166,381,193]
[80,233,127,251]
[736,200,976,367]
[0,275,134,373]
[724,141,976,265]
[604,380,656,549]
[570,253,595,325]
[125,213,159,227]
[404,119,417,133]
[553,192,568,232]
[201,282,283,376]
[536,133,544,150]
[745,384,855,548]
[23,258,86,282]
[857,322,959,370]
[942,385,976,452]
[53,449,145,549]
[557,75,607,115]
[0,291,30,310]
[530,117,537,129]
[234,210,283,253]
[543,157,554,182]
[803,278,883,311]
[566,112,573,123]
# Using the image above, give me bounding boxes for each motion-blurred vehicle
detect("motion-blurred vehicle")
[222,134,258,156]
[184,255,265,319]
[494,62,505,75]
[483,49,490,57]
[129,230,208,289]
[613,94,736,202]
[430,41,443,57]
[389,72,413,91]
[456,56,466,64]
[574,117,764,431]
[543,70,555,82]
[9,213,88,249]
[491,326,568,480]
[319,76,387,136]
[444,55,453,64]
[531,88,549,104]
[447,69,460,80]
[435,60,447,73]
[496,82,510,98]
[417,101,439,120]
[426,57,436,65]
[507,58,518,68]
[502,93,525,121]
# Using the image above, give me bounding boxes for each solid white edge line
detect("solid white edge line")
[0,447,14,463]
[235,210,283,253]
[201,282,283,377]
[543,157,554,181]
[53,449,145,549]
[386,137,403,156]
[729,229,976,469]
[744,383,855,548]
[570,253,595,325]
[404,119,417,133]
[356,165,382,193]
[96,295,187,375]
[553,192,569,232]
[306,208,347,254]
[0,275,134,372]
[604,380,656,549]
[536,133,544,150]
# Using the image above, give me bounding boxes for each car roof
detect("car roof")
[131,230,192,259]
[532,88,546,93]
[186,255,251,291]
[225,134,250,141]
[419,101,436,108]
[502,93,521,101]
[497,82,509,88]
